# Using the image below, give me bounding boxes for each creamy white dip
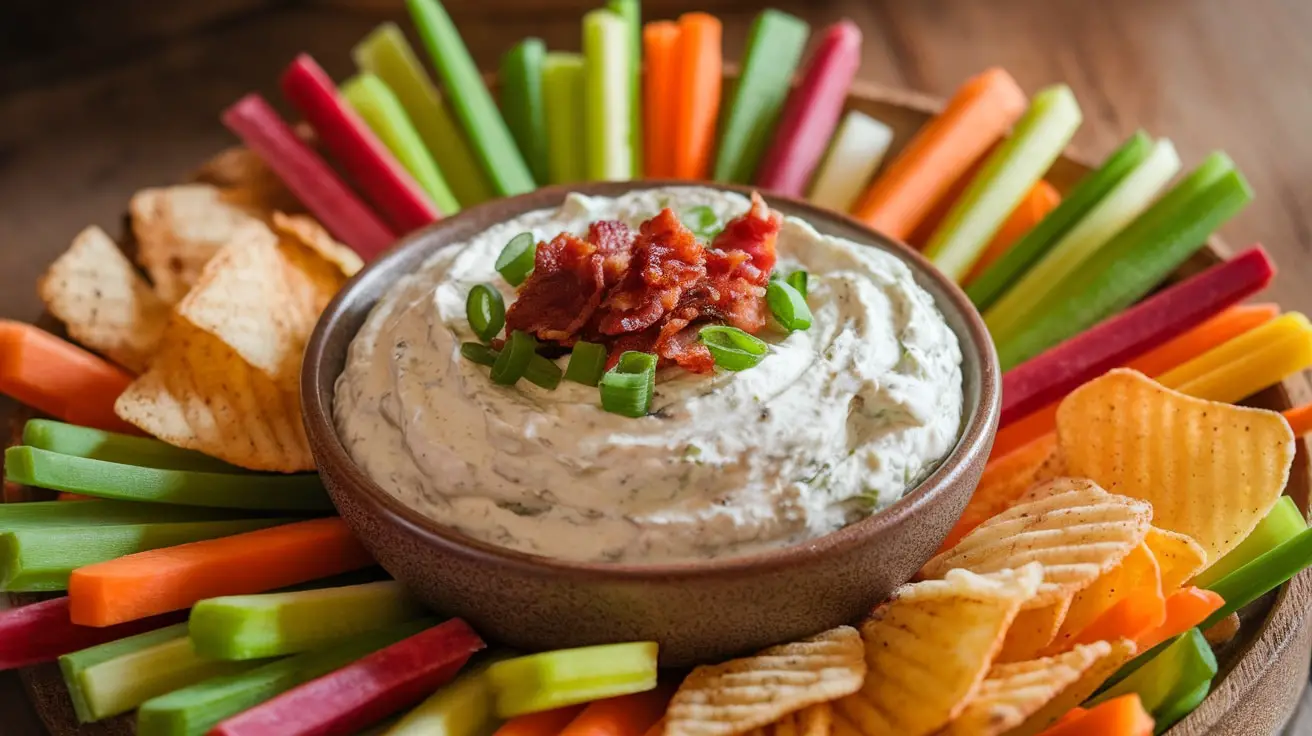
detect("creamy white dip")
[334,187,964,563]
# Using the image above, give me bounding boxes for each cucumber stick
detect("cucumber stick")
[385,656,504,736]
[190,581,426,660]
[22,419,244,473]
[925,85,1083,282]
[137,618,436,736]
[606,0,642,178]
[4,446,332,511]
[499,39,550,185]
[0,518,292,592]
[984,137,1181,339]
[542,53,587,184]
[582,9,633,181]
[0,500,262,529]
[485,641,658,717]
[60,623,261,723]
[1194,496,1306,589]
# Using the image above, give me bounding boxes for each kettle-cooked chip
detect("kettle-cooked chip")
[1003,638,1138,736]
[1144,527,1207,592]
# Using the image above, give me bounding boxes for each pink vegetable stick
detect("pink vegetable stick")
[0,597,185,670]
[753,21,863,196]
[209,618,485,736]
[222,94,396,260]
[281,54,442,235]
[1001,246,1275,427]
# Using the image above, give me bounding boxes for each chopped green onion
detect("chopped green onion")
[525,355,563,390]
[491,331,537,385]
[767,280,812,331]
[699,326,767,371]
[785,270,809,297]
[460,342,498,366]
[465,284,505,343]
[496,232,536,286]
[680,206,721,240]
[600,351,657,417]
[564,341,608,386]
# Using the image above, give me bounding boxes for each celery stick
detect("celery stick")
[542,53,587,184]
[190,581,426,660]
[0,500,263,529]
[486,641,657,717]
[385,656,503,736]
[0,518,291,592]
[808,110,893,212]
[4,446,332,511]
[607,0,642,178]
[499,39,550,185]
[60,623,261,723]
[342,73,460,215]
[583,10,633,181]
[966,131,1153,309]
[925,85,1083,282]
[1154,677,1211,734]
[352,23,495,207]
[406,0,535,196]
[984,138,1182,339]
[23,419,244,473]
[137,618,435,736]
[1194,496,1306,589]
[1201,526,1312,629]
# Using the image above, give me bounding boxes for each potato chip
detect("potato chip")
[1003,638,1138,736]
[922,481,1152,608]
[665,626,865,736]
[272,212,363,277]
[1144,527,1208,592]
[37,226,168,373]
[1052,542,1161,649]
[130,183,266,302]
[942,641,1110,736]
[114,315,312,472]
[191,146,301,213]
[995,597,1071,663]
[835,566,1042,736]
[830,708,862,736]
[742,704,833,736]
[940,434,1059,552]
[1057,368,1295,564]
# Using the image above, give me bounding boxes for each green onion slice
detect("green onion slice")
[767,280,813,332]
[564,341,608,386]
[525,355,563,390]
[600,351,657,418]
[785,270,809,298]
[491,330,538,385]
[460,342,499,366]
[465,284,506,343]
[699,325,768,371]
[495,232,536,286]
[680,205,721,240]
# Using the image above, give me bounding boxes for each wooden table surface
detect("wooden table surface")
[3,0,1312,732]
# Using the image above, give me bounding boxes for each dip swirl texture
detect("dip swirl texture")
[334,187,964,563]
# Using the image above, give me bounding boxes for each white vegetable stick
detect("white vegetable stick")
[807,111,894,213]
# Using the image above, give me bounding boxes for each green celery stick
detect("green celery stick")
[995,157,1252,368]
[1153,677,1211,735]
[925,85,1083,282]
[4,446,332,511]
[384,656,504,736]
[485,641,657,717]
[711,10,810,183]
[406,0,535,195]
[499,39,550,185]
[189,581,426,660]
[342,73,461,215]
[23,419,245,473]
[606,0,642,178]
[1194,496,1306,589]
[984,137,1182,340]
[808,110,893,212]
[0,499,265,529]
[60,624,261,723]
[583,10,633,181]
[966,130,1153,310]
[1090,628,1216,715]
[1201,525,1312,629]
[0,518,291,592]
[137,618,436,736]
[353,23,495,206]
[542,53,587,184]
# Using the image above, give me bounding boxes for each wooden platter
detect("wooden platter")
[5,79,1312,735]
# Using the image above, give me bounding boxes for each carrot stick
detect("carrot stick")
[0,321,136,434]
[1135,588,1224,652]
[494,706,588,736]
[852,67,1027,241]
[940,433,1057,551]
[1039,694,1153,736]
[642,22,680,179]
[1284,402,1312,436]
[67,518,373,627]
[671,13,722,180]
[559,686,673,736]
[1068,586,1166,649]
[904,154,988,249]
[964,181,1061,283]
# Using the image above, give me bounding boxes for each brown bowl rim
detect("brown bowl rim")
[301,179,1001,579]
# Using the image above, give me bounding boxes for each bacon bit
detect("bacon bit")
[588,220,636,286]
[505,233,607,342]
[709,192,780,283]
[598,209,706,335]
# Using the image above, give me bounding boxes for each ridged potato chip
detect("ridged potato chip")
[38,226,168,373]
[741,704,832,736]
[665,626,865,736]
[922,481,1152,608]
[941,641,1111,736]
[995,597,1071,663]
[835,566,1042,736]
[1051,543,1161,649]
[1003,638,1138,736]
[1057,368,1295,564]
[941,435,1058,552]
[1144,527,1207,592]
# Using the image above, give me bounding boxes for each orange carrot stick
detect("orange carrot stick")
[964,181,1061,283]
[494,706,588,736]
[68,518,373,627]
[852,67,1027,241]
[904,154,988,249]
[1069,587,1166,649]
[940,433,1058,551]
[0,321,136,434]
[1039,694,1153,736]
[1283,402,1312,436]
[559,686,674,736]
[1135,588,1224,652]
[671,13,722,180]
[1047,707,1088,731]
[642,22,681,179]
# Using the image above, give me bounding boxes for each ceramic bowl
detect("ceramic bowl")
[301,180,1000,666]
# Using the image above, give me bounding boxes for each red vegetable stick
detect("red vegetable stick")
[221,94,395,260]
[999,246,1274,428]
[671,13,722,180]
[0,597,185,670]
[1135,588,1224,652]
[68,518,373,627]
[642,22,681,179]
[559,687,675,736]
[210,618,485,736]
[1039,694,1153,736]
[753,21,862,197]
[0,321,136,434]
[964,181,1062,282]
[494,706,588,736]
[1285,402,1312,436]
[282,54,441,234]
